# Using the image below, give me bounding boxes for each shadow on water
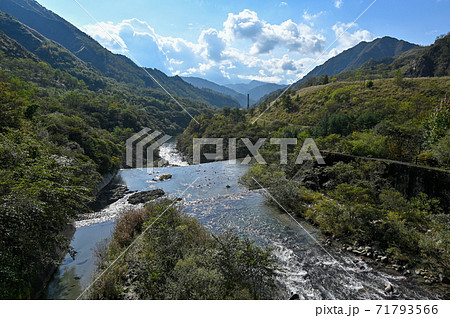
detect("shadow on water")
[44,221,115,299]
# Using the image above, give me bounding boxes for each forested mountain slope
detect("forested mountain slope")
[0,0,239,108]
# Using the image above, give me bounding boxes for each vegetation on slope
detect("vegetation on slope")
[177,73,450,284]
[0,28,211,298]
[295,36,419,86]
[254,77,449,166]
[240,159,449,277]
[0,3,240,108]
[88,200,277,300]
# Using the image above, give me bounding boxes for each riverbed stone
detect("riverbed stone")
[158,174,172,181]
[128,189,165,204]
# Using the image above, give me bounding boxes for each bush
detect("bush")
[89,201,277,299]
[345,132,388,158]
[432,132,450,166]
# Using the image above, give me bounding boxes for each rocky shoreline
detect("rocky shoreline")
[88,182,131,212]
[321,236,450,299]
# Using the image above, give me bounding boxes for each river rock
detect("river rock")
[128,189,165,204]
[158,174,172,181]
[89,183,129,211]
[380,256,388,263]
[385,284,394,293]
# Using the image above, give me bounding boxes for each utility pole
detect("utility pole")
[247,94,250,109]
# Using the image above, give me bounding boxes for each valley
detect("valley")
[0,0,448,302]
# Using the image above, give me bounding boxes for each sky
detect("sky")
[36,0,449,85]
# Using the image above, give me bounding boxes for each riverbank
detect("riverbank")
[321,236,450,299]
[240,158,449,299]
[40,172,123,299]
[44,140,444,299]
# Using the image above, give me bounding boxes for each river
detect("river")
[44,143,439,300]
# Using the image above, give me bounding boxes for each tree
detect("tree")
[394,69,404,87]
[365,80,374,88]
[282,95,296,112]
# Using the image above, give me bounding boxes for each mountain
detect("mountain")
[317,33,449,83]
[0,0,153,86]
[248,83,285,103]
[0,10,107,89]
[182,76,249,107]
[0,28,37,59]
[181,77,286,108]
[225,80,286,103]
[406,33,450,77]
[0,0,239,108]
[143,70,240,108]
[296,36,419,85]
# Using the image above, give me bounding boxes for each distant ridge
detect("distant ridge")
[296,36,419,85]
[182,77,249,107]
[225,80,286,104]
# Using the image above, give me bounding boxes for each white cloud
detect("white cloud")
[334,0,343,8]
[302,10,324,22]
[222,9,325,55]
[83,10,367,84]
[83,21,128,53]
[279,2,288,6]
[199,28,226,62]
[329,22,374,56]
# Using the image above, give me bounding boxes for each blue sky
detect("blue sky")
[37,0,449,84]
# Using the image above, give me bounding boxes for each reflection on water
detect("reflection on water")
[45,221,115,299]
[45,143,439,300]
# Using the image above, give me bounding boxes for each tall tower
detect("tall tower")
[247,94,250,109]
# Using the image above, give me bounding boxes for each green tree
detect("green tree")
[394,69,404,87]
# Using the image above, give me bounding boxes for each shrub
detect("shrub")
[432,132,450,166]
[345,132,388,158]
[89,201,277,300]
[113,208,146,247]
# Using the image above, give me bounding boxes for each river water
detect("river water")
[45,143,439,300]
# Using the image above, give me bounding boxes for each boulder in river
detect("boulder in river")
[128,189,165,204]
[89,183,129,211]
[158,174,172,181]
[385,284,394,294]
